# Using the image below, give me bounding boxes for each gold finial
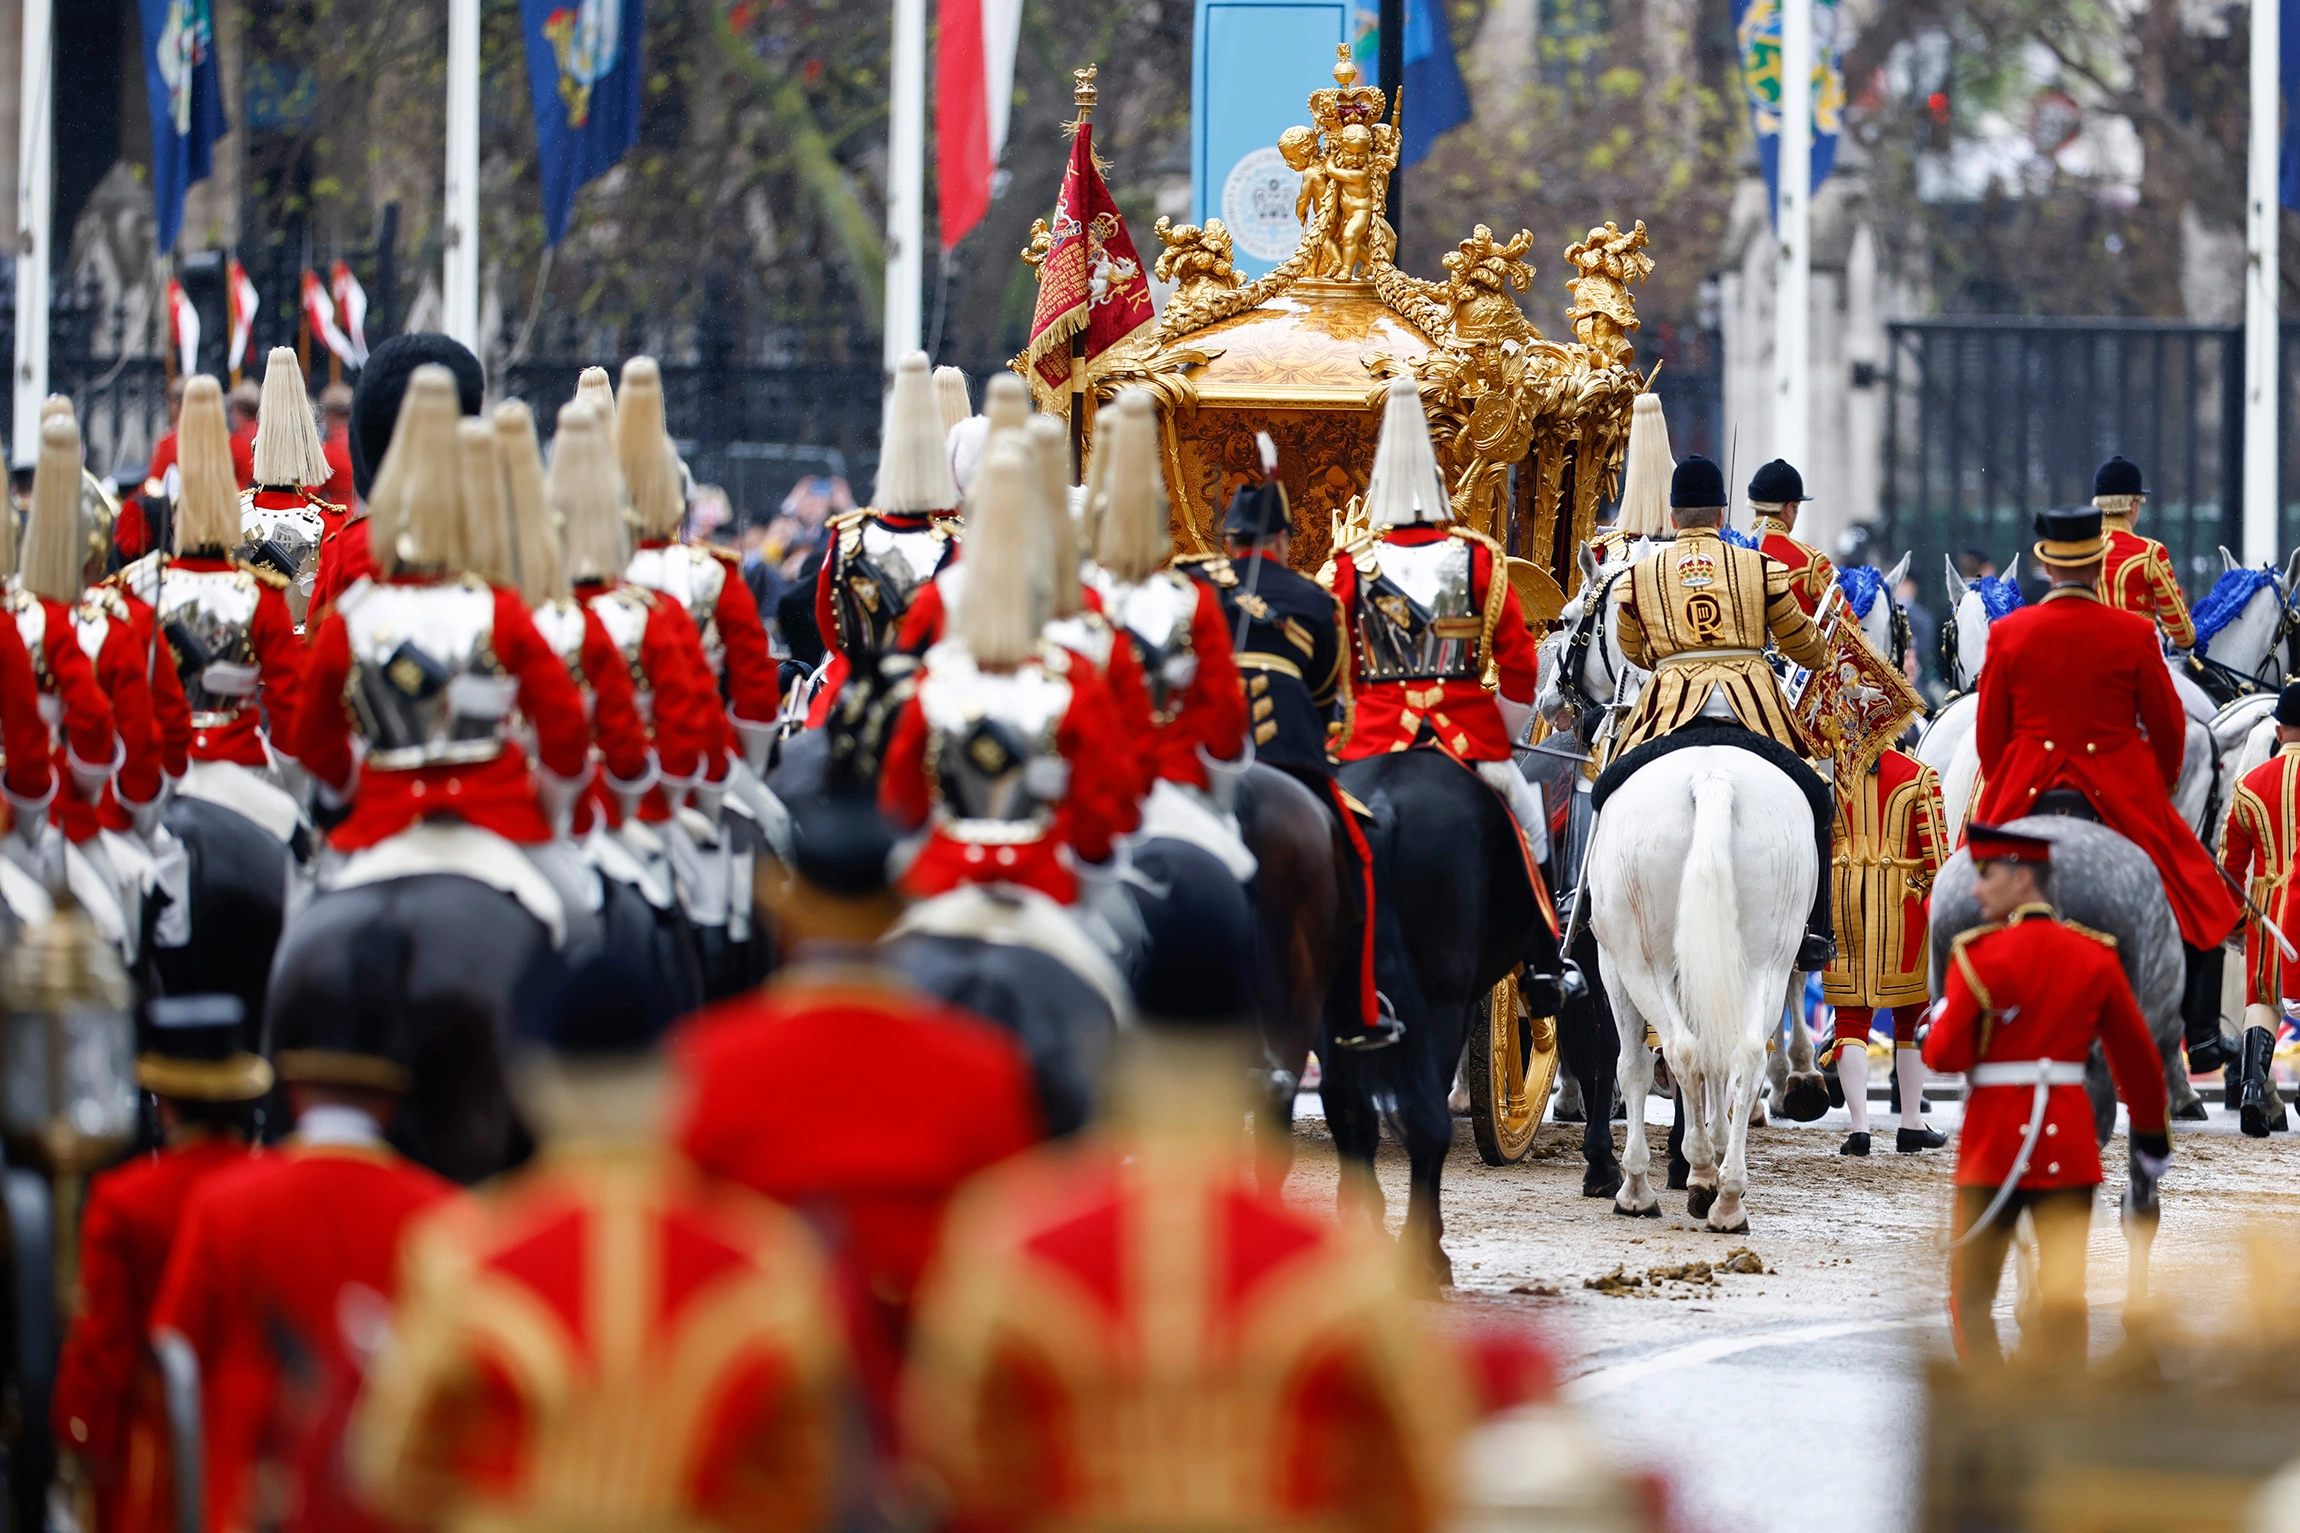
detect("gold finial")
[1332,44,1358,87]
[1073,65,1098,111]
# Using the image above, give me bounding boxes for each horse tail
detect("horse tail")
[1674,767,1747,1042]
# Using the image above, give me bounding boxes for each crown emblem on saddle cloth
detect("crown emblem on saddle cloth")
[1675,546,1717,589]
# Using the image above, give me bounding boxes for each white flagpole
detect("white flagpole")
[1772,0,1812,475]
[13,0,51,465]
[443,0,481,348]
[883,0,926,381]
[2245,0,2281,562]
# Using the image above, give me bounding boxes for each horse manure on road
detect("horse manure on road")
[1583,1247,1771,1296]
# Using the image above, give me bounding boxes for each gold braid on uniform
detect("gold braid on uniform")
[1950,923,2002,1055]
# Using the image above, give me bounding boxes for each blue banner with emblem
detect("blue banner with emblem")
[137,0,230,254]
[1732,0,1843,227]
[519,0,646,245]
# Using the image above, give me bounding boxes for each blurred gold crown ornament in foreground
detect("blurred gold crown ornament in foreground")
[1023,44,1654,614]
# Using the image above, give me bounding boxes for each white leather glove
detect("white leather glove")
[732,716,777,776]
[1497,693,1536,749]
[67,739,124,805]
[537,763,589,840]
[606,753,662,824]
[1198,745,1250,814]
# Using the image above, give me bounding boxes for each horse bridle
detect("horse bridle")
[1559,568,1629,723]
[2187,578,2300,696]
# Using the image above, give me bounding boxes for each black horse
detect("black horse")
[1325,749,1560,1284]
[1234,764,1349,1165]
[149,797,293,1026]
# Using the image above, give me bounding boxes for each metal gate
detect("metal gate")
[1879,319,2248,600]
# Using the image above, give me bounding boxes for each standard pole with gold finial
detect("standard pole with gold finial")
[1067,64,1097,487]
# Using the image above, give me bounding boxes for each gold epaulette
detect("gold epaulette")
[1173,552,1237,588]
[1340,528,1385,561]
[232,556,291,590]
[307,493,346,518]
[2061,918,2119,949]
[826,509,871,534]
[1948,922,2004,1014]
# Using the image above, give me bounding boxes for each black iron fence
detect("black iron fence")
[1876,318,2300,599]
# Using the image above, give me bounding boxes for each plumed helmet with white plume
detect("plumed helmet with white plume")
[1614,392,1673,537]
[873,351,962,513]
[253,347,329,487]
[1362,377,1454,528]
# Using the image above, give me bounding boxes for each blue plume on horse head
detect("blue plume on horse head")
[1835,564,1886,619]
[2191,566,2280,656]
[1970,572,2024,622]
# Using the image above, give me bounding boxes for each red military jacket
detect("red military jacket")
[150,1137,455,1533]
[1755,515,1838,617]
[531,591,656,836]
[351,1143,848,1533]
[60,592,166,844]
[1095,570,1249,792]
[676,962,1040,1432]
[11,591,117,810]
[1973,587,2239,948]
[1327,525,1539,764]
[903,1047,1470,1533]
[293,577,594,851]
[2222,742,2300,1005]
[628,538,781,746]
[125,555,305,768]
[880,639,1134,904]
[2097,519,2196,649]
[1047,586,1161,820]
[1923,904,2168,1189]
[53,1135,252,1533]
[0,607,55,808]
[307,515,377,635]
[571,579,726,820]
[319,428,355,513]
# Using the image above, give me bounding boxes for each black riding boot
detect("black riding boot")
[2241,1026,2276,1138]
[2180,942,2233,1075]
[1797,807,1836,972]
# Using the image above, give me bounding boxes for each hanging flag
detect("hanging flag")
[1732,0,1845,225]
[137,0,231,253]
[936,0,1025,250]
[224,258,258,380]
[1398,0,1472,168]
[165,277,201,379]
[330,261,370,365]
[1019,114,1155,404]
[301,271,357,365]
[517,0,645,245]
[2281,0,2300,209]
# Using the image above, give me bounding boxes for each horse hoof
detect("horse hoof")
[2174,1097,2212,1122]
[1666,1161,1690,1191]
[1612,1196,1662,1219]
[1780,1075,1831,1123]
[1705,1214,1751,1235]
[1685,1184,1717,1219]
[1555,1104,1588,1125]
[1582,1165,1624,1199]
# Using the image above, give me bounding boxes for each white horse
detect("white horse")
[1915,555,2021,839]
[2189,547,2300,843]
[1589,748,1815,1231]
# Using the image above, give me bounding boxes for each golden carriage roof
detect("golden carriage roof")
[1017,47,1656,606]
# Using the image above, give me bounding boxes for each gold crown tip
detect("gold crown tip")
[1073,64,1099,106]
[1332,44,1358,84]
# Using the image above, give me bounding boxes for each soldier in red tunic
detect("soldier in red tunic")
[878,435,1132,908]
[676,788,1039,1447]
[1922,823,2169,1368]
[150,955,455,1533]
[618,357,781,773]
[903,872,1473,1533]
[237,348,339,625]
[1747,458,1838,618]
[353,954,851,1533]
[2218,682,2300,1135]
[2090,455,2196,650]
[808,352,960,728]
[52,996,269,1533]
[1972,506,2241,1077]
[290,366,593,919]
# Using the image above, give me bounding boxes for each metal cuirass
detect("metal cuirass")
[1095,568,1200,723]
[626,546,727,674]
[340,579,516,771]
[238,494,325,613]
[833,518,948,659]
[139,564,262,728]
[585,585,655,716]
[1350,537,1482,684]
[920,647,1072,831]
[531,598,590,684]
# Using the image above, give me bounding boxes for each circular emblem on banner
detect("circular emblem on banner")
[1220,147,1303,264]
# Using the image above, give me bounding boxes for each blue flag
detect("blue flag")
[519,0,646,245]
[1399,0,1471,168]
[137,0,230,254]
[2281,0,2300,209]
[1733,0,1844,226]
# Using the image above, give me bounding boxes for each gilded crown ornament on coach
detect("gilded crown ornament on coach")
[1019,44,1653,616]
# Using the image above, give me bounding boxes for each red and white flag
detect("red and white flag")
[165,276,201,379]
[935,0,1024,251]
[301,270,356,365]
[329,260,369,366]
[225,258,258,377]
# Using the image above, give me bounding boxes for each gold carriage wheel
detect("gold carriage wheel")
[1467,967,1560,1166]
